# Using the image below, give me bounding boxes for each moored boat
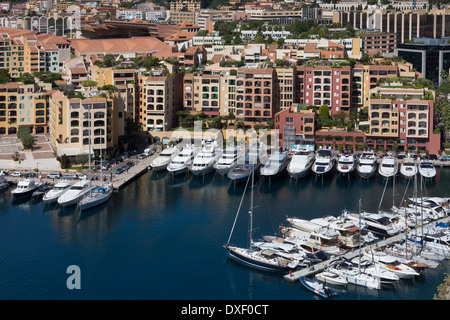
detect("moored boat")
[11,179,39,198]
[287,147,314,180]
[43,180,72,204]
[300,276,337,299]
[149,147,179,172]
[356,150,377,179]
[312,147,335,176]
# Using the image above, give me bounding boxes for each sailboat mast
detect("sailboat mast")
[358,199,362,274]
[100,128,103,188]
[249,163,254,250]
[88,103,92,197]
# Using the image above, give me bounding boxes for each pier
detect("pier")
[283,216,450,283]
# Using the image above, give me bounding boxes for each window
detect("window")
[286,117,293,123]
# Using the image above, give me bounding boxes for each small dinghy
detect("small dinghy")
[300,276,337,299]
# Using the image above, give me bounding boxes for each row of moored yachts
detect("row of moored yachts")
[1,176,112,211]
[147,142,437,182]
[226,194,450,296]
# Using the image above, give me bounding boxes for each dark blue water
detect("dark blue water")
[0,168,449,300]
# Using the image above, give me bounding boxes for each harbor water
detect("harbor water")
[0,167,449,300]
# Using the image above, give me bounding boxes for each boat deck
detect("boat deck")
[283,215,450,283]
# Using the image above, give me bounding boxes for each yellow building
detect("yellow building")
[170,0,201,11]
[0,81,51,135]
[91,67,138,135]
[49,91,121,156]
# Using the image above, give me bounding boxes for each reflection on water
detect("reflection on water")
[0,168,449,299]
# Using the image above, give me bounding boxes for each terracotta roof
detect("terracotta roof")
[304,43,319,53]
[70,36,171,55]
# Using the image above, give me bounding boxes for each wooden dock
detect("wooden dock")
[283,216,450,283]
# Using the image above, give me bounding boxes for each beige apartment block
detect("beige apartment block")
[0,81,51,135]
[49,91,120,156]
[92,67,138,135]
[138,73,183,132]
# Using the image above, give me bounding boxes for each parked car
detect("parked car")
[422,154,438,160]
[115,167,124,175]
[126,161,135,168]
[11,171,22,177]
[138,153,147,160]
[396,154,406,159]
[0,171,8,176]
[46,172,62,179]
[24,172,36,178]
[101,163,111,170]
[64,173,78,180]
[438,155,450,161]
[79,174,87,180]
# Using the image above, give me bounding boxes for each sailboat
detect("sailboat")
[78,129,112,212]
[224,164,295,272]
[327,200,381,290]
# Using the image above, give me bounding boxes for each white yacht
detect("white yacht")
[214,146,243,176]
[400,155,417,180]
[312,147,335,176]
[356,151,377,179]
[344,211,399,237]
[11,179,39,198]
[260,151,289,177]
[287,147,315,180]
[57,179,93,207]
[418,160,436,180]
[378,153,398,179]
[190,140,222,176]
[167,145,196,176]
[327,260,381,289]
[149,147,179,172]
[42,180,72,204]
[336,153,356,176]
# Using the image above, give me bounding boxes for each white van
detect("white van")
[144,148,153,156]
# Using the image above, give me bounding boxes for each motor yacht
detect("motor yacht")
[400,155,418,180]
[356,151,377,179]
[287,147,314,180]
[43,180,72,204]
[167,145,196,176]
[418,160,436,180]
[336,153,356,176]
[344,211,399,237]
[190,140,222,176]
[214,146,243,176]
[312,147,335,176]
[11,179,39,198]
[378,153,398,179]
[149,147,179,172]
[57,179,93,207]
[260,151,289,178]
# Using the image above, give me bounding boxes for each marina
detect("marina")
[0,145,449,300]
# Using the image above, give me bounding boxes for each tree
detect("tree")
[254,35,265,43]
[319,105,330,120]
[0,69,10,84]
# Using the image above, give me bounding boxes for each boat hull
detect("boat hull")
[79,192,112,211]
[167,166,190,176]
[11,188,36,198]
[225,245,290,272]
[190,164,215,177]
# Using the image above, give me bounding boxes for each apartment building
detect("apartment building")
[49,91,120,156]
[274,104,316,149]
[0,28,70,78]
[92,67,138,136]
[296,65,353,117]
[334,10,450,43]
[361,32,397,54]
[182,72,222,118]
[138,73,183,132]
[0,81,51,135]
[275,67,296,112]
[367,86,440,154]
[170,0,201,12]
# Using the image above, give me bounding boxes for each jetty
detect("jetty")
[283,215,450,283]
